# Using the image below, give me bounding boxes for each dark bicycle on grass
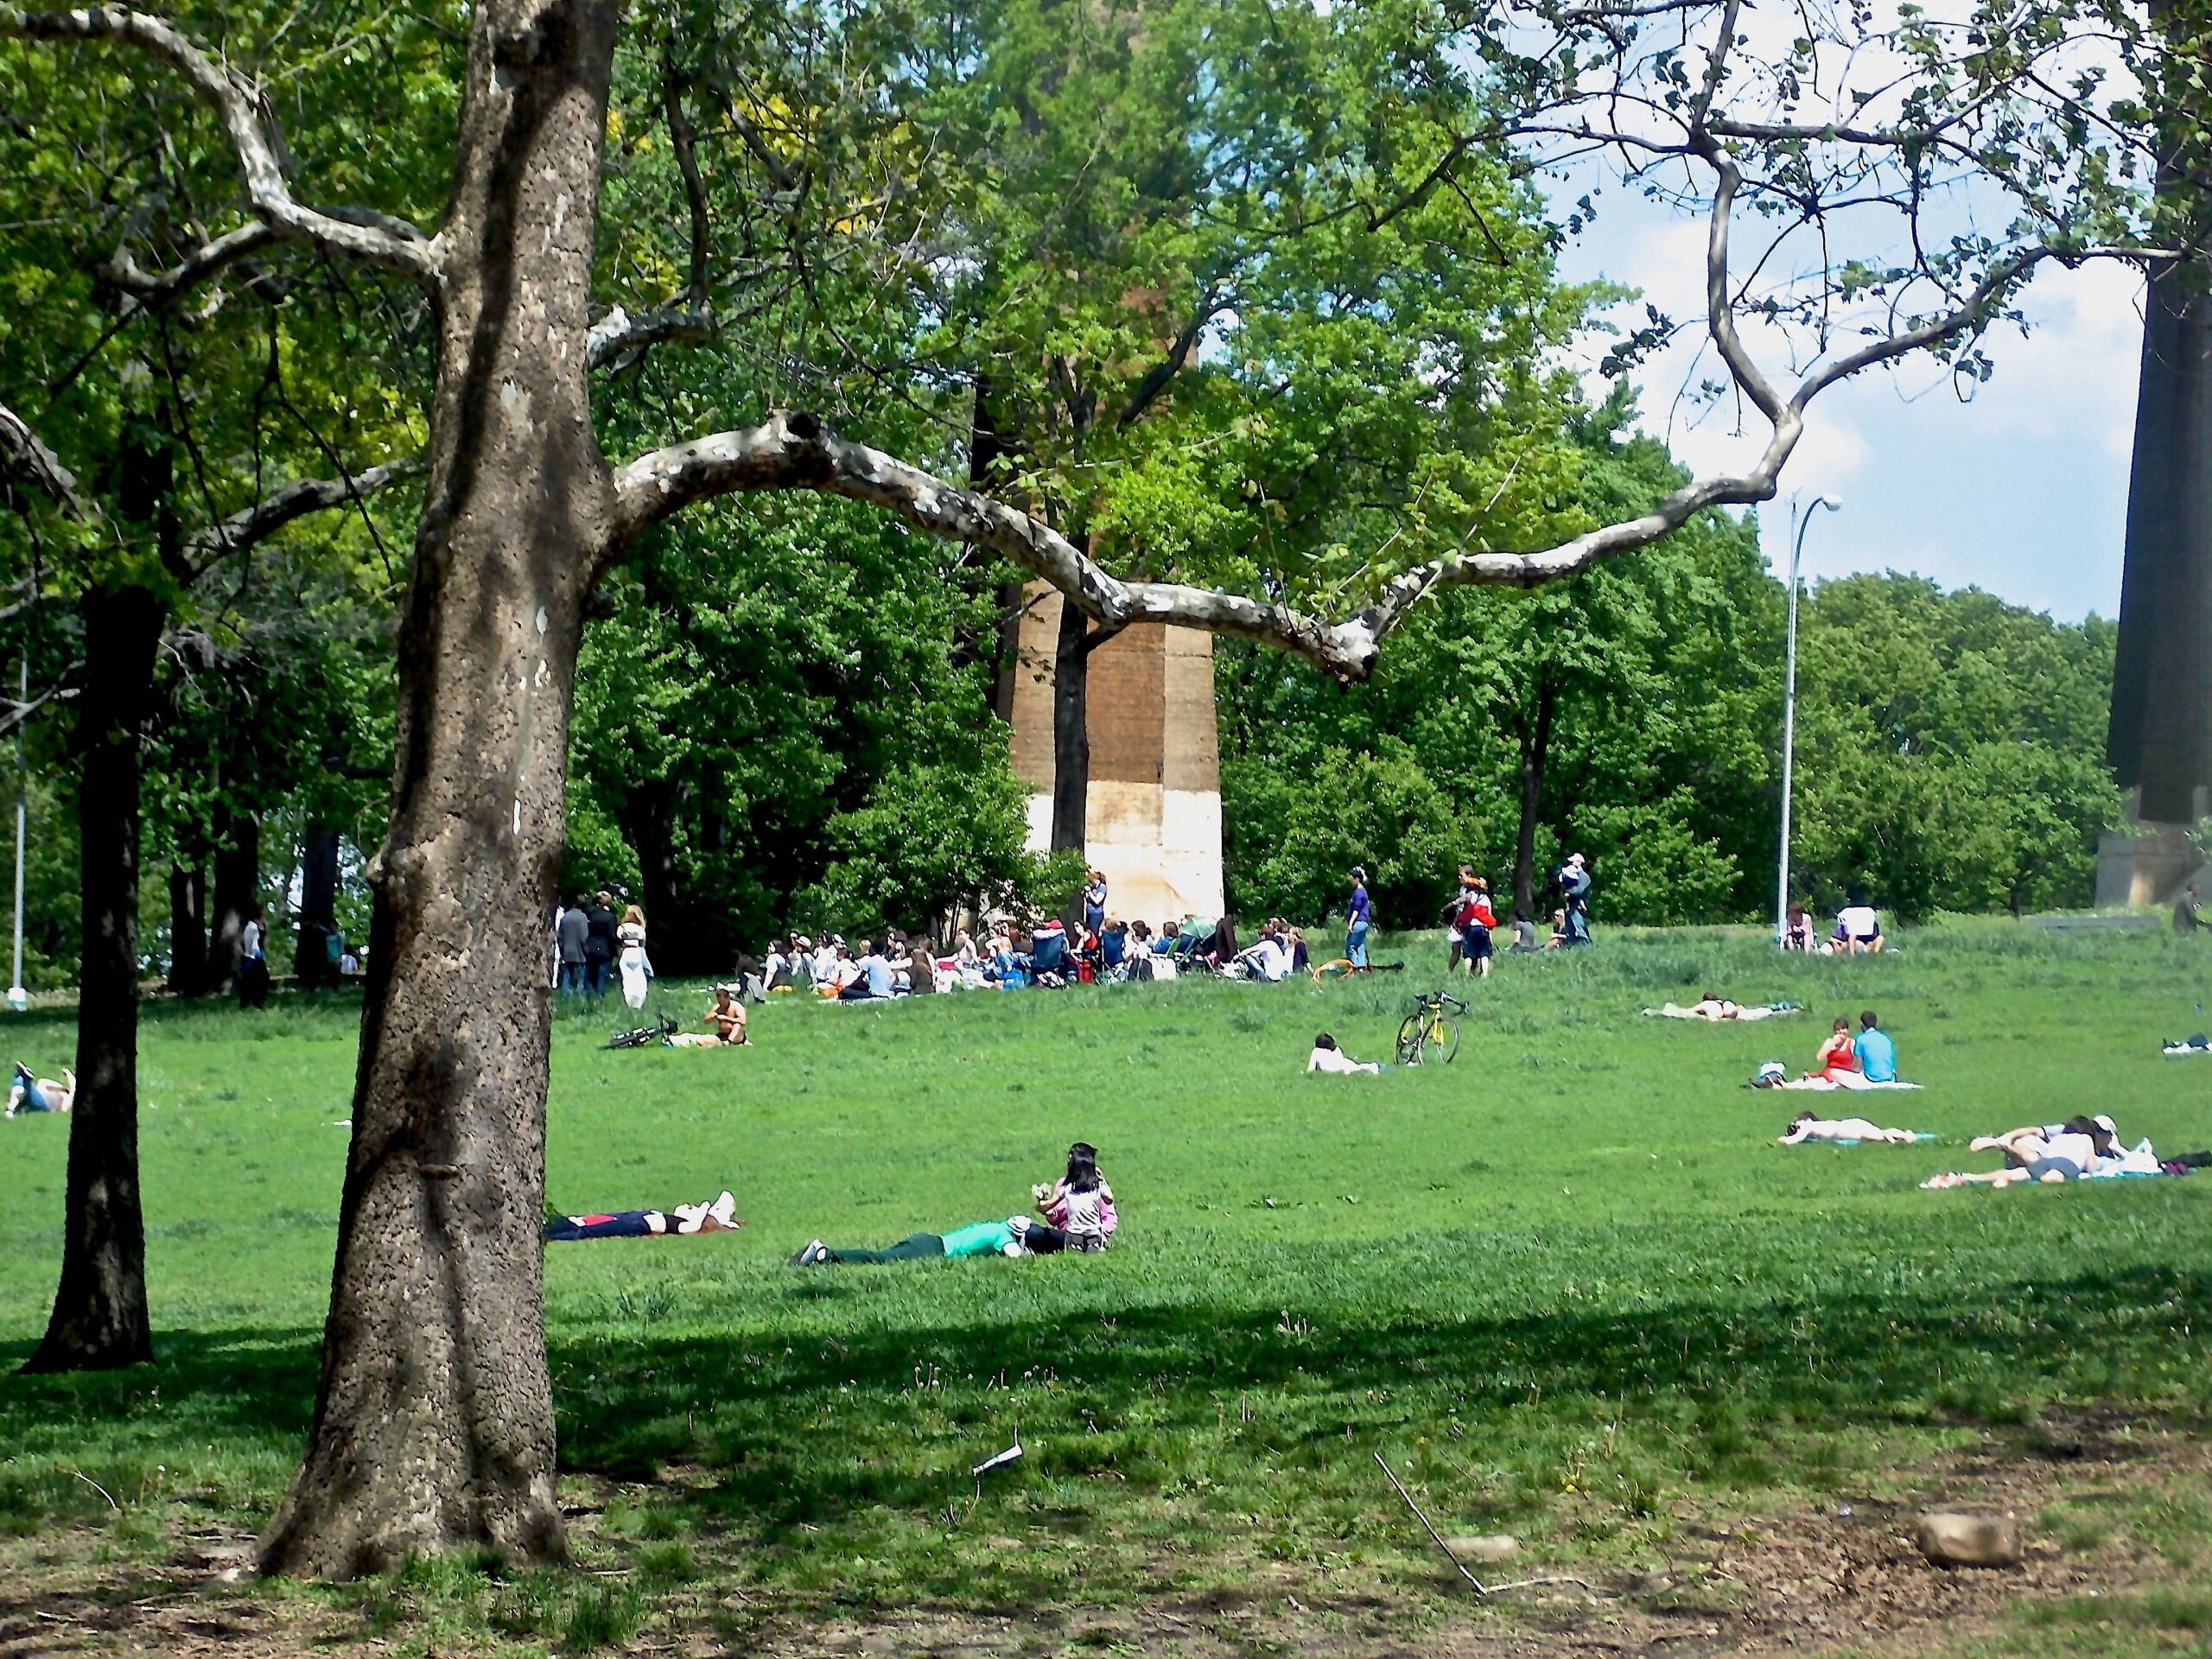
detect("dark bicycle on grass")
[1395,990,1466,1065]
[605,1014,679,1050]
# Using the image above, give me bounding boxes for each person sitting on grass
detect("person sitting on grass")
[669,984,748,1046]
[5,1062,73,1116]
[1544,906,1571,949]
[1853,1009,1896,1081]
[1782,901,1816,952]
[1814,1017,1860,1081]
[1235,920,1294,982]
[1833,894,1885,954]
[790,1214,1075,1265]
[1306,1032,1382,1076]
[838,939,896,1001]
[1778,1111,1921,1144]
[1033,1141,1119,1250]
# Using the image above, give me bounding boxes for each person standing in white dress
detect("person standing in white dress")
[616,905,651,1008]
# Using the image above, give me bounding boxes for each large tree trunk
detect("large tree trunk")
[166,861,207,995]
[1511,671,1556,925]
[258,0,620,1579]
[2110,96,2212,823]
[1050,594,1089,855]
[22,584,164,1373]
[208,804,259,991]
[294,826,340,989]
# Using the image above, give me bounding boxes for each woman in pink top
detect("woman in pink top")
[1033,1141,1118,1251]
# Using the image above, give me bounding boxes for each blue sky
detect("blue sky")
[1554,190,2142,624]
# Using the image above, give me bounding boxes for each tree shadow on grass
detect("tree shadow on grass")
[549,1262,2212,1539]
[0,1262,2202,1546]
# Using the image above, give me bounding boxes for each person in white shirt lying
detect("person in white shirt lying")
[1306,1033,1381,1076]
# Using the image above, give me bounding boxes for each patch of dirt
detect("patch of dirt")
[2,1409,2202,1658]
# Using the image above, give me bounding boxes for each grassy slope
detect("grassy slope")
[1,919,2209,1649]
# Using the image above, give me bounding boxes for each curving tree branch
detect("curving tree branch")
[181,454,421,574]
[0,401,89,515]
[3,6,438,285]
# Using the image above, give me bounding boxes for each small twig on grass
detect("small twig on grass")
[1371,1452,1606,1599]
[69,1470,120,1512]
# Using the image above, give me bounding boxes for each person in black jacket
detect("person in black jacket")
[583,890,618,996]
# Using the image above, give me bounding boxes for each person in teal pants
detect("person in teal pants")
[789,1216,1072,1265]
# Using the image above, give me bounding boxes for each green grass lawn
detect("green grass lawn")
[2,919,2210,1656]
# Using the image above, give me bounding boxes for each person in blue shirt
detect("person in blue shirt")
[1853,1009,1897,1083]
[1084,869,1109,938]
[1344,867,1372,969]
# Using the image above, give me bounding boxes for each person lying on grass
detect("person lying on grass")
[1647,992,1790,1020]
[1032,1141,1118,1250]
[1923,1116,2119,1186]
[668,984,748,1046]
[5,1062,73,1116]
[1306,1032,1382,1076]
[1778,1111,1923,1144]
[789,1214,1076,1265]
[545,1190,740,1239]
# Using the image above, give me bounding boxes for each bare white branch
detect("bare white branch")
[3,5,438,285]
[100,219,277,315]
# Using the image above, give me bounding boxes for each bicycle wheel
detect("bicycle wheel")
[1395,1012,1426,1065]
[1434,1016,1461,1064]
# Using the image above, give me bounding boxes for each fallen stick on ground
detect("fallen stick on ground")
[1372,1451,1606,1599]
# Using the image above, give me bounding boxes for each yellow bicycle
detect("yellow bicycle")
[1395,990,1465,1065]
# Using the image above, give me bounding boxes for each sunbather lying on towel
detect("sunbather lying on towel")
[1647,993,1791,1020]
[2164,1033,2212,1056]
[545,1190,740,1240]
[1778,1111,1926,1144]
[1923,1116,2120,1187]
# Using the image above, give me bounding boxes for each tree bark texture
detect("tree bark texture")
[167,861,207,995]
[209,804,258,991]
[258,0,620,1578]
[1051,593,1090,855]
[1512,671,1556,925]
[22,584,164,1373]
[2111,109,2212,822]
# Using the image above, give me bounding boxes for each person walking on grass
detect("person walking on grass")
[1558,854,1592,945]
[238,906,270,1009]
[616,905,651,1009]
[1440,863,1478,974]
[557,896,589,997]
[583,889,618,996]
[1345,867,1372,971]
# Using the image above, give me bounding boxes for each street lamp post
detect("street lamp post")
[1777,495,1841,946]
